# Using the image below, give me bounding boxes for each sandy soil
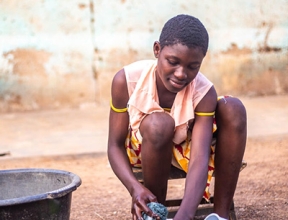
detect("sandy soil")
[1,133,288,220]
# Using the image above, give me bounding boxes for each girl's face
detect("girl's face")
[154,42,205,94]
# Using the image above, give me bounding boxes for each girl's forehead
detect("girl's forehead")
[162,44,204,58]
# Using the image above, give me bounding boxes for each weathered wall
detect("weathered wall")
[93,0,288,100]
[0,0,95,111]
[0,0,287,111]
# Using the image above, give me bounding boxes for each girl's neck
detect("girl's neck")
[156,72,177,109]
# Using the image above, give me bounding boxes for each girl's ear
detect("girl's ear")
[153,41,161,58]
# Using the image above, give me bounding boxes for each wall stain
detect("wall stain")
[221,43,252,55]
[78,3,86,9]
[4,49,51,77]
[258,23,282,52]
[89,0,98,80]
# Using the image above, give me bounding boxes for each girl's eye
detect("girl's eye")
[167,59,177,65]
[189,66,199,70]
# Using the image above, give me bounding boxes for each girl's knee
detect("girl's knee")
[216,97,247,131]
[140,112,175,143]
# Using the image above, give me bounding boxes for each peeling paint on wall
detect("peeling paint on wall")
[92,0,288,100]
[0,0,96,111]
[4,49,50,76]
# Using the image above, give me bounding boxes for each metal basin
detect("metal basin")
[0,168,81,220]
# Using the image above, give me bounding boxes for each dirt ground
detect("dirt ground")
[1,133,288,219]
[0,95,288,219]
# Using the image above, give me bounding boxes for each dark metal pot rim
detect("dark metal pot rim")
[0,168,82,207]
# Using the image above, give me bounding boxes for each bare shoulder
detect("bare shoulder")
[111,69,129,108]
[195,86,217,112]
[112,69,126,89]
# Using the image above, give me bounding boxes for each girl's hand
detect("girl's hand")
[131,185,160,220]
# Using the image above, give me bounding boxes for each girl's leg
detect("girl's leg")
[139,112,175,204]
[213,97,247,218]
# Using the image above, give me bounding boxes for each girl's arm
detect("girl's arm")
[107,69,159,219]
[108,68,139,193]
[174,86,217,220]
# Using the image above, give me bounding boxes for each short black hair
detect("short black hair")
[159,14,209,55]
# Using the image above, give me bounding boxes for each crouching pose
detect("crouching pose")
[107,14,247,220]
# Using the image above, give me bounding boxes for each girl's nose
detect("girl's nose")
[174,67,187,80]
